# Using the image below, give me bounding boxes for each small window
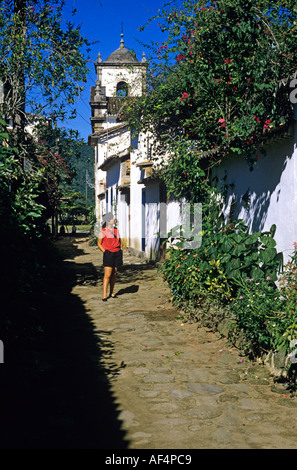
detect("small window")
[116,81,128,97]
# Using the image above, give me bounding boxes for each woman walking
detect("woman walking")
[97,212,123,301]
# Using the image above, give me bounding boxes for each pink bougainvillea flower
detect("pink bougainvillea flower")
[180,92,189,102]
[176,53,186,61]
[218,118,226,128]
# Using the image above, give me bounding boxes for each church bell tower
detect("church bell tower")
[88,32,147,145]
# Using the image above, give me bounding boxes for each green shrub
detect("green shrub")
[161,218,282,308]
[277,247,297,349]
[229,277,284,353]
[226,246,297,358]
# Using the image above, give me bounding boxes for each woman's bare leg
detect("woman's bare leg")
[103,266,113,299]
[109,267,118,296]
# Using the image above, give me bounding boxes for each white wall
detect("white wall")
[211,120,297,264]
[166,201,182,234]
[145,182,160,260]
[101,66,144,97]
[117,192,129,242]
[130,149,144,253]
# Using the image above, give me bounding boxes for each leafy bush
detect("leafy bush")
[225,249,297,362]
[278,247,297,348]
[161,217,282,308]
[229,277,284,353]
[163,230,297,366]
[202,220,282,283]
[224,245,297,357]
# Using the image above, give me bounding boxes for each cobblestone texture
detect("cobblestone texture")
[62,236,297,450]
[3,235,295,450]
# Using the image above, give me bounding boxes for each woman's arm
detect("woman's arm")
[117,229,122,249]
[97,231,105,253]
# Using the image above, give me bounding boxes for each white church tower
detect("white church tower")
[89,32,147,138]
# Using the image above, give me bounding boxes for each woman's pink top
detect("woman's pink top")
[101,227,121,252]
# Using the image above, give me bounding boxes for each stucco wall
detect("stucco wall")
[101,67,144,97]
[117,192,129,248]
[211,120,297,265]
[130,150,144,253]
[145,182,160,260]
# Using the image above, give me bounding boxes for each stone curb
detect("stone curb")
[177,302,291,380]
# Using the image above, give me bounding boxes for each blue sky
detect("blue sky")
[62,0,167,142]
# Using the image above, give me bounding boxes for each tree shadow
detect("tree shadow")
[0,239,129,449]
[53,236,92,261]
[116,263,157,285]
[227,132,295,233]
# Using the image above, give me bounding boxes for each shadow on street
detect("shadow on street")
[0,237,129,449]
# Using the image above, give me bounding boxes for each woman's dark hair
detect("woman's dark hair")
[102,212,114,228]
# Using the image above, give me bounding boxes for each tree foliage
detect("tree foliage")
[0,0,93,220]
[0,0,92,306]
[0,0,90,129]
[131,0,297,164]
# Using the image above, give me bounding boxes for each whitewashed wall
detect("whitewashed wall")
[117,192,129,243]
[166,201,182,233]
[145,182,160,260]
[211,119,297,265]
[130,149,145,253]
[105,162,120,215]
[101,67,144,97]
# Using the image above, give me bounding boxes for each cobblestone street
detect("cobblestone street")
[2,235,297,450]
[63,236,297,449]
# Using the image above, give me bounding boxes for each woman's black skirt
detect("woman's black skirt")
[103,249,123,268]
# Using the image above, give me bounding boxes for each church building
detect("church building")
[88,34,181,260]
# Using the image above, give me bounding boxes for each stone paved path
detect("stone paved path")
[60,236,297,450]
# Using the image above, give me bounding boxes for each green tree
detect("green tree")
[0,0,90,132]
[0,0,92,315]
[131,0,297,168]
[0,0,93,229]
